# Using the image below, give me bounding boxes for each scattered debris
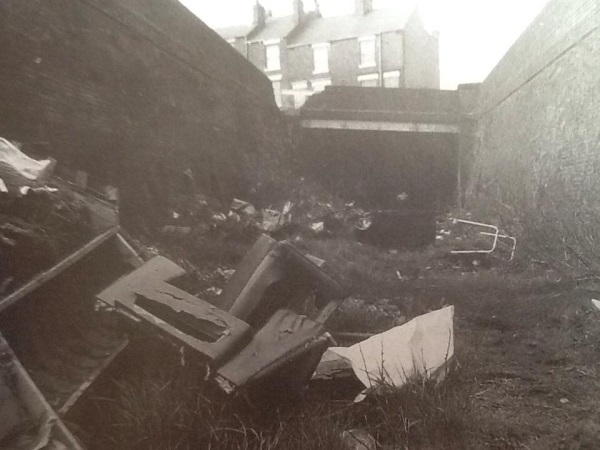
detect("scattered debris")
[0,138,55,195]
[314,306,454,401]
[206,287,223,296]
[0,334,83,449]
[591,299,600,312]
[259,203,293,233]
[161,225,192,237]
[97,234,347,396]
[215,309,332,394]
[0,175,119,304]
[310,221,325,234]
[341,429,377,450]
[449,219,517,261]
[217,268,236,280]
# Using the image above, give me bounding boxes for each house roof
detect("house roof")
[215,7,415,45]
[217,24,255,40]
[288,8,414,47]
[247,16,298,42]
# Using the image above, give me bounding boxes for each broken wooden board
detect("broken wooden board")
[97,256,186,307]
[126,282,252,363]
[0,333,82,449]
[217,234,279,312]
[219,235,345,327]
[98,257,252,364]
[57,338,129,416]
[50,176,119,234]
[0,226,120,314]
[114,233,145,268]
[227,248,286,323]
[215,309,332,394]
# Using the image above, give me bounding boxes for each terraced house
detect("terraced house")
[218,0,440,109]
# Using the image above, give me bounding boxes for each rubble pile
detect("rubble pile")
[0,143,96,295]
[162,190,368,244]
[0,192,95,293]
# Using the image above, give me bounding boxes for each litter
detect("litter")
[261,209,282,232]
[0,334,83,449]
[217,268,236,280]
[206,287,223,296]
[313,306,454,401]
[259,202,293,232]
[310,221,325,234]
[231,198,257,216]
[97,256,252,363]
[161,225,192,236]
[215,309,332,394]
[450,219,517,261]
[0,138,55,195]
[592,299,600,311]
[341,429,377,450]
[97,234,347,395]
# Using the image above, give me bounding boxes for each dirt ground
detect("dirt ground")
[300,236,600,449]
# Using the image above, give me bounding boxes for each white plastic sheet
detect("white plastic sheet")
[0,138,54,195]
[321,306,454,399]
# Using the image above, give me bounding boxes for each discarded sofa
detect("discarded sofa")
[98,234,347,394]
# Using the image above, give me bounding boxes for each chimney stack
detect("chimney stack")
[253,1,266,27]
[292,0,305,24]
[355,0,373,16]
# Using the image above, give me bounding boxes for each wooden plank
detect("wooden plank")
[315,300,339,324]
[115,233,145,268]
[0,334,83,449]
[58,338,129,416]
[215,309,330,393]
[96,256,187,307]
[98,257,252,363]
[217,234,279,312]
[121,281,252,363]
[0,227,120,314]
[301,119,461,133]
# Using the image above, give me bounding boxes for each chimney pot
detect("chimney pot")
[253,1,266,26]
[293,0,305,24]
[355,0,373,16]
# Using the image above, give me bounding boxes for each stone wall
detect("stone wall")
[0,0,291,226]
[467,0,600,270]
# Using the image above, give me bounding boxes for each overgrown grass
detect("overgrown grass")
[91,351,475,450]
[88,216,599,449]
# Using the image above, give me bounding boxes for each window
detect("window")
[265,41,281,72]
[383,70,401,88]
[312,43,330,74]
[311,78,331,92]
[359,36,376,68]
[358,73,379,87]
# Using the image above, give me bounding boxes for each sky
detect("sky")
[179,0,550,89]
